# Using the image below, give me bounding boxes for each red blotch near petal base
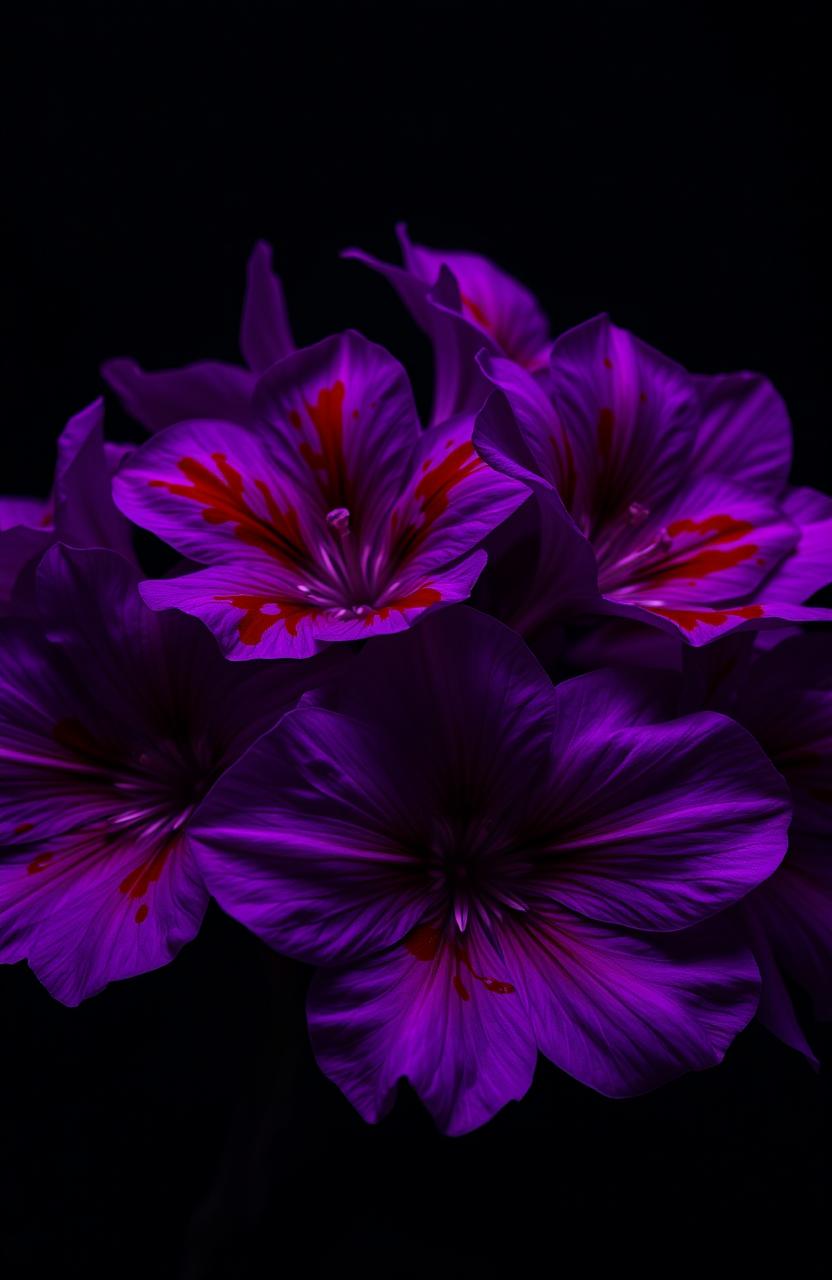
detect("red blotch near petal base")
[362,586,442,627]
[405,922,442,961]
[215,595,314,645]
[651,604,765,632]
[649,516,758,587]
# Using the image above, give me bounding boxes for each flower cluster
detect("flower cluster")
[2,231,831,1134]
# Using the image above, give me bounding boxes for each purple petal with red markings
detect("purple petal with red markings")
[115,332,525,658]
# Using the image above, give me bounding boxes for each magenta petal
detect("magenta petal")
[308,919,536,1135]
[53,398,134,557]
[502,906,759,1096]
[760,486,832,603]
[102,357,256,433]
[690,370,792,494]
[537,671,791,930]
[239,240,294,373]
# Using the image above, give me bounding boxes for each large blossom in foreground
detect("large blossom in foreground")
[102,241,293,433]
[0,546,338,1005]
[114,331,528,659]
[190,608,790,1134]
[475,315,832,645]
[682,633,832,1062]
[344,224,552,424]
[0,399,132,613]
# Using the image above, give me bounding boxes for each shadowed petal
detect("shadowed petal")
[239,240,294,373]
[103,358,256,432]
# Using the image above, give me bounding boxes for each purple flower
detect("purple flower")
[475,315,832,644]
[102,241,294,433]
[113,331,528,659]
[683,633,832,1063]
[0,399,133,614]
[189,608,789,1134]
[344,224,551,425]
[0,545,339,1005]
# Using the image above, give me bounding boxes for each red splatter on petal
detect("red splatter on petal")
[150,455,308,566]
[454,943,516,996]
[649,544,758,586]
[666,515,754,543]
[27,852,54,875]
[135,904,149,924]
[404,922,442,961]
[119,846,170,899]
[215,595,313,644]
[299,381,349,505]
[651,604,765,632]
[395,441,484,561]
[453,974,471,1001]
[14,823,34,836]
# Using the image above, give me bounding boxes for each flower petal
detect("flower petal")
[239,240,294,373]
[501,905,758,1096]
[690,371,792,494]
[102,358,256,433]
[548,314,698,521]
[343,241,497,424]
[190,706,434,965]
[533,669,791,930]
[398,225,551,371]
[391,412,529,571]
[53,399,134,557]
[608,473,799,607]
[0,828,208,1005]
[759,486,832,603]
[308,918,536,1135]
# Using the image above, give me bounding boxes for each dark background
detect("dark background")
[1,2,828,1275]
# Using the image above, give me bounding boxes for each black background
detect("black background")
[1,3,828,1275]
